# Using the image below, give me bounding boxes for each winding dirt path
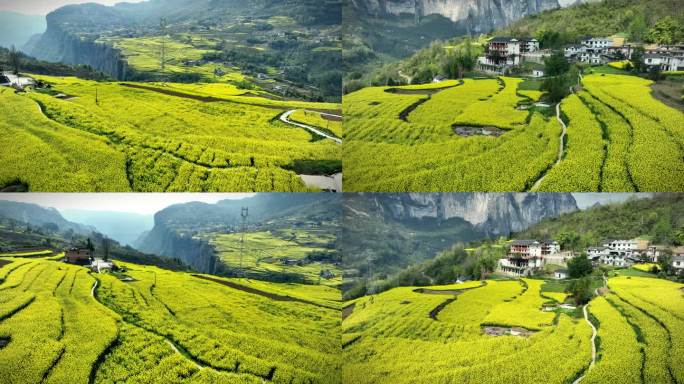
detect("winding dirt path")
[573,274,606,384]
[531,102,567,191]
[573,303,598,384]
[280,110,342,144]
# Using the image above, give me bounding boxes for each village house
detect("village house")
[0,72,36,89]
[644,50,684,72]
[645,245,668,262]
[671,246,684,271]
[477,37,540,74]
[64,247,92,265]
[90,258,114,273]
[498,239,559,276]
[552,269,569,280]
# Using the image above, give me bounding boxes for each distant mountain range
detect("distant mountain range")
[0,11,46,51]
[61,209,154,247]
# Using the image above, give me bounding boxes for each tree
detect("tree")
[544,52,570,77]
[646,17,684,45]
[567,276,593,305]
[658,250,673,275]
[567,254,593,278]
[628,14,648,42]
[86,238,94,253]
[630,46,646,73]
[102,238,110,261]
[9,45,20,76]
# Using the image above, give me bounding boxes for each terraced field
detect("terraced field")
[210,229,341,285]
[0,76,341,192]
[0,257,341,384]
[342,276,684,384]
[343,74,684,192]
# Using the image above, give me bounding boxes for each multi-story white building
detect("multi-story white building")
[477,37,540,74]
[498,239,559,276]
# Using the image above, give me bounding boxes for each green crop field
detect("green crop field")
[0,76,341,192]
[210,229,340,285]
[0,256,341,384]
[342,276,684,384]
[343,74,684,192]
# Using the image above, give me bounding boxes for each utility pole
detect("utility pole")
[239,207,248,279]
[160,17,168,76]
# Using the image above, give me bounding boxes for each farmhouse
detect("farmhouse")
[552,269,568,280]
[477,37,540,74]
[673,257,684,271]
[0,72,36,88]
[644,49,684,72]
[498,239,560,276]
[64,247,92,265]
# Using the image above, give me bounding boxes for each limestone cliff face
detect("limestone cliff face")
[31,24,130,79]
[367,193,577,236]
[352,0,560,32]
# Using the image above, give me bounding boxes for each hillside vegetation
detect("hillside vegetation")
[343,275,684,384]
[0,76,341,192]
[0,257,341,384]
[343,73,684,192]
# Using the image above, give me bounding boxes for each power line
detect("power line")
[239,207,249,279]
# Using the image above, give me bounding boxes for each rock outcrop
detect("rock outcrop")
[351,0,560,33]
[356,193,577,237]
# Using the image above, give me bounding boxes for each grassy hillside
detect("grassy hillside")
[0,256,341,383]
[501,0,684,44]
[0,75,341,192]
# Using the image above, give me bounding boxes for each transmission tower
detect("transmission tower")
[160,17,168,75]
[239,207,249,279]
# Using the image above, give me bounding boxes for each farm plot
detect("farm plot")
[343,279,592,384]
[344,276,683,384]
[0,76,341,192]
[210,230,340,285]
[343,73,684,192]
[0,257,341,384]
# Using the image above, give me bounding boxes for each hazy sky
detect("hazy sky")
[0,193,255,215]
[572,193,651,209]
[0,0,146,15]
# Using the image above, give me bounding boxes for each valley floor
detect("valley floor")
[0,256,341,384]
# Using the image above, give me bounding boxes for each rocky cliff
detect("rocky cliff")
[136,220,218,273]
[30,24,130,79]
[351,0,560,33]
[351,193,577,237]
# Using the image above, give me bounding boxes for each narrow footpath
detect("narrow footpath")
[531,102,567,191]
[573,275,606,384]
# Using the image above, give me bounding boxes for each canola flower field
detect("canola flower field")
[210,229,341,285]
[0,76,341,192]
[0,256,341,384]
[342,276,684,384]
[343,74,684,192]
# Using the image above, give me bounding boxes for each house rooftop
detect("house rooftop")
[511,240,538,246]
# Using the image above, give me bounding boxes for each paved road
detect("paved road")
[280,110,342,144]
